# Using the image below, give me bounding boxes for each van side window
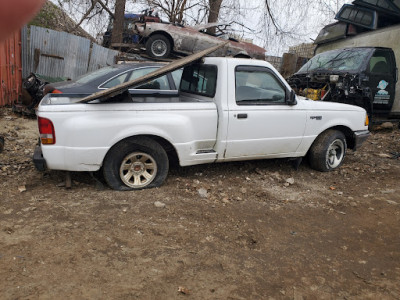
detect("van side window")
[369,51,391,74]
[235,66,286,105]
[180,64,217,97]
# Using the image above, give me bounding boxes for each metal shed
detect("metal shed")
[0,31,22,107]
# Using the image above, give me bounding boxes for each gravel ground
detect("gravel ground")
[0,108,399,299]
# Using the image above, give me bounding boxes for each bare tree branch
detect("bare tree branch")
[265,0,280,32]
[71,0,98,32]
[97,0,115,19]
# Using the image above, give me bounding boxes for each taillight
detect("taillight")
[43,85,62,96]
[38,117,56,144]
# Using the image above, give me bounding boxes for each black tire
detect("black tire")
[103,137,169,190]
[145,34,171,58]
[23,75,36,90]
[308,130,347,172]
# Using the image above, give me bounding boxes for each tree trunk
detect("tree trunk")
[206,0,223,34]
[176,0,188,24]
[111,0,126,46]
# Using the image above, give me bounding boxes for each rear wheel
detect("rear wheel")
[308,130,347,172]
[145,34,171,59]
[103,137,169,190]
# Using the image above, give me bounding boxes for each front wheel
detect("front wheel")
[308,130,347,172]
[103,137,169,190]
[145,34,171,58]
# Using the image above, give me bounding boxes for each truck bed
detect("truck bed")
[40,92,213,106]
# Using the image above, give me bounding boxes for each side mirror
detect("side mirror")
[287,90,297,106]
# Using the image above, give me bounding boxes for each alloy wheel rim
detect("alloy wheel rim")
[326,139,345,168]
[120,152,157,188]
[151,40,167,56]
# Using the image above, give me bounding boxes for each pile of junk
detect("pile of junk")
[13,73,67,117]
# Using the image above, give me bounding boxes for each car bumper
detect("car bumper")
[353,130,370,150]
[33,145,47,171]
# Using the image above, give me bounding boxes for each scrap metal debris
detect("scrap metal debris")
[178,286,191,295]
[389,151,400,159]
[18,186,27,193]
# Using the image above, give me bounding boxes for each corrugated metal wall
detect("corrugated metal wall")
[1,26,120,107]
[88,44,119,73]
[24,26,119,80]
[0,31,22,106]
[21,26,29,79]
[29,26,91,79]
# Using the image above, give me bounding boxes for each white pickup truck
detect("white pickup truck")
[34,56,370,190]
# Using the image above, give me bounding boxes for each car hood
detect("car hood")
[297,96,366,112]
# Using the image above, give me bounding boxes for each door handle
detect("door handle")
[236,113,248,119]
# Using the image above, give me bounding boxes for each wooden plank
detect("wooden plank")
[41,53,64,60]
[78,41,229,103]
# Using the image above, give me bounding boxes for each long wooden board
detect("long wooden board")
[79,41,229,103]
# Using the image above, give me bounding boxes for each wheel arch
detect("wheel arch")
[308,125,356,153]
[103,134,179,167]
[329,125,356,149]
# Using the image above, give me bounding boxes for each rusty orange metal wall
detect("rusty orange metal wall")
[0,31,22,107]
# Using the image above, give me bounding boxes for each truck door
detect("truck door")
[224,66,306,159]
[368,49,397,114]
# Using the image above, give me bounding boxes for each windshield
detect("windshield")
[75,66,115,84]
[298,48,372,73]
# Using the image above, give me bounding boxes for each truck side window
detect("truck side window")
[235,66,286,105]
[180,64,217,97]
[369,51,391,74]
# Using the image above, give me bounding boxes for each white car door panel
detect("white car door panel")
[224,65,306,158]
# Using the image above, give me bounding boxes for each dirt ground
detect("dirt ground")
[0,107,399,299]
